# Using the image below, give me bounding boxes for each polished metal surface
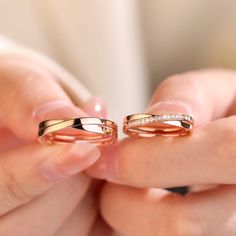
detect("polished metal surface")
[38,117,118,145]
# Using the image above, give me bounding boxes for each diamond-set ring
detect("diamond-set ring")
[123,113,194,137]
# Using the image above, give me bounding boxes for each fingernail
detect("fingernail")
[38,143,101,181]
[87,145,120,182]
[147,100,192,115]
[32,100,87,122]
[82,97,107,118]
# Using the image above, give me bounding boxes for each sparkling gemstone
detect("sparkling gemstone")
[166,115,171,119]
[153,116,159,121]
[149,117,154,122]
[175,115,180,119]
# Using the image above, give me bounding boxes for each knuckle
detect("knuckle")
[118,140,154,187]
[0,168,32,203]
[167,196,206,236]
[213,117,236,168]
[222,118,236,153]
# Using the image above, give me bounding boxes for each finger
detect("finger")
[55,187,98,236]
[141,69,236,188]
[89,116,236,188]
[148,69,236,126]
[0,174,90,236]
[0,57,106,140]
[0,142,100,216]
[0,41,92,105]
[100,183,236,236]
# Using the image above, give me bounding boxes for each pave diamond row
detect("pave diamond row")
[125,114,193,127]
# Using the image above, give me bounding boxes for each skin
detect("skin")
[0,56,112,236]
[88,69,236,236]
[2,49,236,235]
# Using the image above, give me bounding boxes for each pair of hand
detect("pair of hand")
[0,50,236,236]
[88,69,236,236]
[0,54,111,236]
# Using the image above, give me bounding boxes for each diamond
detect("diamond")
[184,115,189,120]
[149,117,154,122]
[178,114,182,119]
[144,118,149,123]
[152,116,156,121]
[166,115,171,119]
[159,115,164,121]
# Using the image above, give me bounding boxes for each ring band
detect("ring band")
[123,113,194,137]
[38,117,118,146]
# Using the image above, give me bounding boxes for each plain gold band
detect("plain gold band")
[123,113,194,137]
[38,117,118,146]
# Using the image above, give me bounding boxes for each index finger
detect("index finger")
[0,57,103,140]
[148,69,236,126]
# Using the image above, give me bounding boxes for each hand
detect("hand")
[0,53,110,236]
[89,69,236,236]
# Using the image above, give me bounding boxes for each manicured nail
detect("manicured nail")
[87,145,120,182]
[38,143,101,181]
[147,100,192,115]
[82,97,107,118]
[32,100,87,122]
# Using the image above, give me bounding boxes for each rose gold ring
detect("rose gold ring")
[38,117,118,146]
[123,113,194,137]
